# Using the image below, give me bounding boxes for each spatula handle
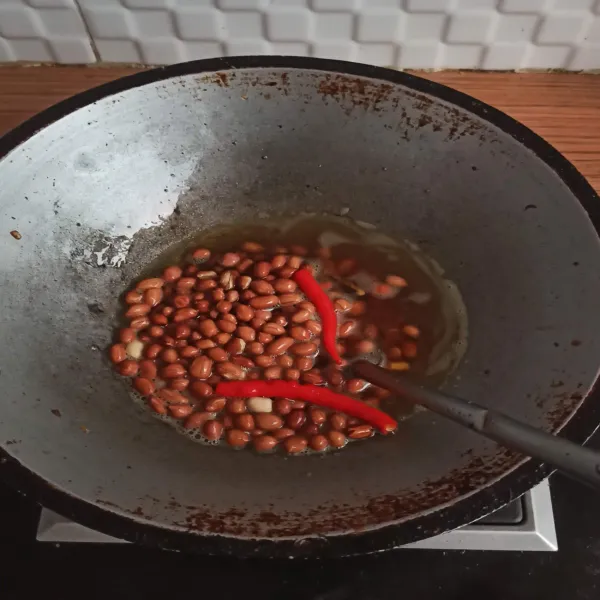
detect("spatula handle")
[353,360,600,491]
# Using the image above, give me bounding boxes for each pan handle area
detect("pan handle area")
[353,360,600,492]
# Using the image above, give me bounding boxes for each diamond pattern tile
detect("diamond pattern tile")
[0,0,95,62]
[446,12,495,44]
[0,0,596,69]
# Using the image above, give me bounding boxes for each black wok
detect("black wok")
[1,57,600,558]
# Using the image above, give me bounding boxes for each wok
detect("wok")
[1,57,600,558]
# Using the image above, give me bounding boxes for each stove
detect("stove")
[405,480,557,551]
[36,480,557,551]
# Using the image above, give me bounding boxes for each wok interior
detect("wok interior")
[1,66,599,546]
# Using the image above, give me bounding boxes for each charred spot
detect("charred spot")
[87,302,105,315]
[214,72,229,87]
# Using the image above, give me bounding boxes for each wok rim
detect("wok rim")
[1,56,599,557]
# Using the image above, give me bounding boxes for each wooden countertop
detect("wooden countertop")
[0,65,598,193]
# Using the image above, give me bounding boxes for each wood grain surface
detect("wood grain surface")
[0,65,598,193]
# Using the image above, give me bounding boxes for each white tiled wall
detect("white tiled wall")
[0,0,599,70]
[0,0,95,63]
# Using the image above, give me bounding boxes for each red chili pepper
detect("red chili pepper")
[216,380,397,434]
[292,267,343,365]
